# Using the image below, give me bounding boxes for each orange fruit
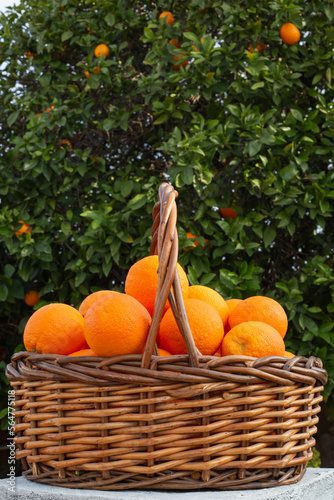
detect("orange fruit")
[60,139,72,149]
[188,285,229,329]
[84,294,152,357]
[280,23,300,45]
[158,348,172,356]
[25,51,35,59]
[125,255,189,316]
[184,232,200,250]
[159,11,174,25]
[24,303,85,355]
[94,44,109,58]
[159,298,224,356]
[169,39,181,48]
[173,54,188,70]
[221,321,285,358]
[24,291,40,307]
[220,207,237,219]
[85,70,90,78]
[284,350,295,359]
[79,290,119,317]
[15,221,32,237]
[249,38,266,53]
[69,348,98,357]
[228,296,288,339]
[213,344,222,357]
[43,105,55,114]
[226,298,242,314]
[191,38,204,52]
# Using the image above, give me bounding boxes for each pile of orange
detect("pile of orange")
[23,253,295,360]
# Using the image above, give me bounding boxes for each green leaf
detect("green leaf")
[154,113,169,125]
[106,14,115,27]
[61,222,71,235]
[181,166,193,185]
[0,284,9,301]
[61,30,73,42]
[75,272,86,287]
[263,226,276,247]
[143,27,154,41]
[226,104,240,117]
[279,164,297,181]
[102,260,112,277]
[102,119,114,131]
[326,68,332,86]
[120,180,134,198]
[312,74,322,85]
[7,110,20,127]
[251,81,264,90]
[290,109,303,122]
[4,264,15,278]
[249,140,261,157]
[187,267,198,286]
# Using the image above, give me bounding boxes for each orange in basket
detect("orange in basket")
[84,294,151,356]
[24,303,85,355]
[125,254,189,316]
[69,348,98,357]
[159,298,224,355]
[225,298,242,313]
[221,321,285,358]
[79,290,119,316]
[188,285,229,328]
[228,295,288,338]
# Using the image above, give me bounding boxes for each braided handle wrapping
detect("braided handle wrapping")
[141,183,199,369]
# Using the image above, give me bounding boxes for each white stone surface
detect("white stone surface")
[1,469,334,500]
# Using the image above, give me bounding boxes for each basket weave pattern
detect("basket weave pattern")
[6,183,328,490]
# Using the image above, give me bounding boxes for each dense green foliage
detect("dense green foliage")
[0,0,333,421]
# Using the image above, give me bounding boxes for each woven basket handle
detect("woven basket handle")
[141,183,199,369]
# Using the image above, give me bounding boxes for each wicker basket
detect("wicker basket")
[6,183,328,491]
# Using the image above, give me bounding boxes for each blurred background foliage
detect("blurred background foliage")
[0,0,333,454]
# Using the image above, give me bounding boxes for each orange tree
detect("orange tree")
[0,0,333,422]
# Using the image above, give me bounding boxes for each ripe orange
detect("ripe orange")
[169,39,181,48]
[94,43,109,58]
[249,38,266,53]
[221,321,285,358]
[159,11,174,25]
[84,294,152,357]
[184,232,202,251]
[43,105,55,114]
[220,207,237,219]
[280,23,300,45]
[24,291,40,307]
[25,51,35,59]
[15,221,32,237]
[60,139,72,149]
[79,290,119,317]
[159,298,224,356]
[24,303,85,355]
[158,348,172,356]
[191,38,204,52]
[173,54,188,70]
[226,298,242,314]
[125,255,189,316]
[188,285,229,329]
[284,350,295,359]
[69,348,98,357]
[228,296,288,339]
